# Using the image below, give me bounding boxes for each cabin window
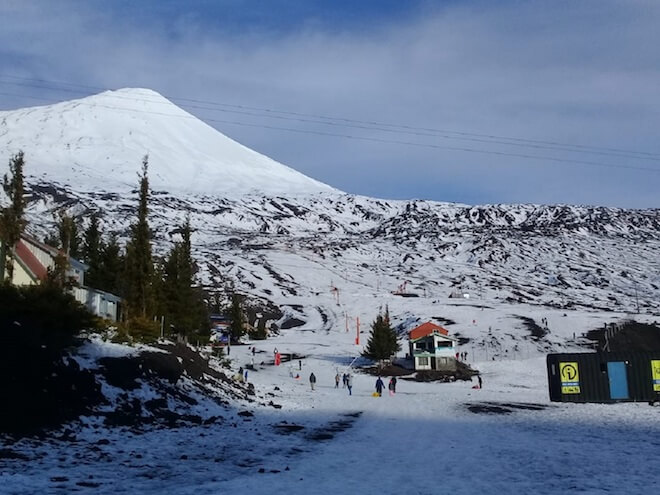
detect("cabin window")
[415,342,426,350]
[436,341,453,348]
[418,357,429,366]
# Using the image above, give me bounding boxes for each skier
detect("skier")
[335,373,340,388]
[298,359,302,370]
[477,374,483,389]
[244,369,249,382]
[252,346,256,356]
[346,374,353,396]
[375,376,385,397]
[388,378,396,396]
[309,372,317,391]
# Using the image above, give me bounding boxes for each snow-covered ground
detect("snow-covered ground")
[2,88,659,493]
[2,301,659,494]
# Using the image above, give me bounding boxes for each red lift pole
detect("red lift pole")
[355,317,360,345]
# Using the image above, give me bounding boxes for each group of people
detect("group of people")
[374,376,397,397]
[455,351,468,361]
[236,366,249,382]
[309,372,354,394]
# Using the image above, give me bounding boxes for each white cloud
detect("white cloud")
[1,0,659,207]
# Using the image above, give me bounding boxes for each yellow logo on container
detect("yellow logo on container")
[651,360,660,392]
[560,362,580,394]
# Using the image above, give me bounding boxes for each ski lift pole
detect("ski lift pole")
[355,316,360,345]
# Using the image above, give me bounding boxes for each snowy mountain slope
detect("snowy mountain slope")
[19,180,660,343]
[2,89,659,353]
[0,88,337,196]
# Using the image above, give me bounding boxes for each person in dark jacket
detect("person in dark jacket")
[375,376,385,396]
[388,377,396,396]
[309,372,317,390]
[346,374,353,395]
[477,374,483,389]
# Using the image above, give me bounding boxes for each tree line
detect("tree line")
[1,151,209,343]
[2,151,401,359]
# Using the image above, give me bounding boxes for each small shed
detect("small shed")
[409,322,458,371]
[547,352,660,404]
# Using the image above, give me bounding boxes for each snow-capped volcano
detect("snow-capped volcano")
[0,88,337,196]
[1,88,659,339]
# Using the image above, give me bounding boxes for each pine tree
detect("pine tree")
[159,217,208,340]
[0,151,27,282]
[58,212,81,260]
[229,293,246,344]
[44,210,78,288]
[362,314,401,366]
[97,233,123,295]
[81,213,103,289]
[123,156,154,319]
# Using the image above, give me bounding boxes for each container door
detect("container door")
[607,362,629,400]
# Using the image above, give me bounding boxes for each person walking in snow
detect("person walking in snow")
[375,376,385,397]
[346,374,353,396]
[252,346,256,356]
[309,372,317,391]
[477,374,483,389]
[335,373,340,388]
[342,373,348,388]
[388,378,396,396]
[391,376,397,393]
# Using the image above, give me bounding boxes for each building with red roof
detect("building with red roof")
[408,321,458,371]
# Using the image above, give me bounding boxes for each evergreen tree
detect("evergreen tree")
[98,234,123,295]
[55,210,76,256]
[123,156,154,319]
[43,210,79,289]
[229,293,246,344]
[81,213,103,289]
[362,314,401,365]
[159,217,207,339]
[58,212,81,260]
[0,151,27,282]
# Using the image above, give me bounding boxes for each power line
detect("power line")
[0,84,659,174]
[2,74,659,160]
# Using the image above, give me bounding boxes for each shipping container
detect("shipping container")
[547,352,660,404]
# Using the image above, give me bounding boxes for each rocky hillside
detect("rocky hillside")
[20,179,660,325]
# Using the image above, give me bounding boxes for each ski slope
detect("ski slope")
[2,302,659,494]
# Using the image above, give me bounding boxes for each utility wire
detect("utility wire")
[0,87,659,174]
[2,74,659,160]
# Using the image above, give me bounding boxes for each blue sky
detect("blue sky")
[1,0,659,207]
